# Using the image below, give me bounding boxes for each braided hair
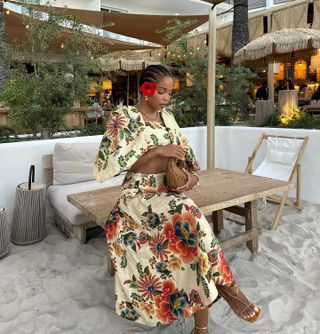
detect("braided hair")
[139,65,172,87]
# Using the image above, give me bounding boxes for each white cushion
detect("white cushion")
[47,175,124,226]
[53,142,100,185]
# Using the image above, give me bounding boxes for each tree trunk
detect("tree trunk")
[231,0,249,117]
[231,0,249,64]
[0,0,9,89]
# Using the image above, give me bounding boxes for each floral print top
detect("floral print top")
[93,106,199,182]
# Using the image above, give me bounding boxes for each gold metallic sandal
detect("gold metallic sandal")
[217,285,261,322]
[191,325,208,334]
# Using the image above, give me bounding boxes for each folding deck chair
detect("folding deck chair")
[245,133,309,229]
[212,133,308,233]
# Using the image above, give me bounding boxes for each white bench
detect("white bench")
[42,142,124,243]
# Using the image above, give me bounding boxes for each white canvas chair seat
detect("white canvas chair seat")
[253,137,304,182]
[246,134,308,229]
[253,161,293,181]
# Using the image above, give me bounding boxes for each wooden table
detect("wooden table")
[68,169,291,252]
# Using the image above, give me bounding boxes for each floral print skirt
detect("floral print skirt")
[106,172,236,327]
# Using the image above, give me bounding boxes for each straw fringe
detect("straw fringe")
[234,28,320,66]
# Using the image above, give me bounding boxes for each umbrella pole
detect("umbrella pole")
[207,5,217,169]
[127,73,130,106]
[137,72,140,99]
[267,12,274,102]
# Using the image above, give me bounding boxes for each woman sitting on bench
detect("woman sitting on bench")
[93,65,260,333]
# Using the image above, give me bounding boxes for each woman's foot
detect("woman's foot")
[216,285,260,322]
[191,325,208,334]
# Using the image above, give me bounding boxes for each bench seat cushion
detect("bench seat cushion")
[47,175,124,226]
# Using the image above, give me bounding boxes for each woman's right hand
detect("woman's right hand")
[153,144,186,160]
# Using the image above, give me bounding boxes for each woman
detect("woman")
[93,65,260,333]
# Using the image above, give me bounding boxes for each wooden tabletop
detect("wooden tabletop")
[68,168,292,228]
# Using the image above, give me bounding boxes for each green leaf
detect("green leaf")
[137,262,143,277]
[175,203,183,214]
[119,130,125,141]
[131,292,144,302]
[98,150,105,161]
[120,256,127,268]
[144,266,150,275]
[131,243,137,252]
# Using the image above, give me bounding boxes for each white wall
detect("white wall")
[1,126,319,224]
[0,135,102,224]
[185,126,320,207]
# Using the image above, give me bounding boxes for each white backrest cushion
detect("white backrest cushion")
[265,137,303,166]
[53,142,100,185]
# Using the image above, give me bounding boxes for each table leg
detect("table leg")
[245,201,258,252]
[212,210,224,235]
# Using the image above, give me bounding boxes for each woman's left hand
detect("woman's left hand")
[175,169,199,192]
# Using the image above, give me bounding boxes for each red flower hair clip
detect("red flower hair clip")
[140,81,157,96]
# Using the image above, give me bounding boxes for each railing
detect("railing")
[0,106,98,132]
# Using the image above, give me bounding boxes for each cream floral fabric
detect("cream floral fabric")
[93,107,235,327]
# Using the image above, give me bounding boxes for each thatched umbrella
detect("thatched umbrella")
[234,28,320,67]
[234,28,320,117]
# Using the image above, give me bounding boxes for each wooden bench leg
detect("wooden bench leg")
[73,224,87,244]
[245,201,258,252]
[212,210,224,235]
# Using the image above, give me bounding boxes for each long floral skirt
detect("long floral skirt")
[106,172,236,327]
